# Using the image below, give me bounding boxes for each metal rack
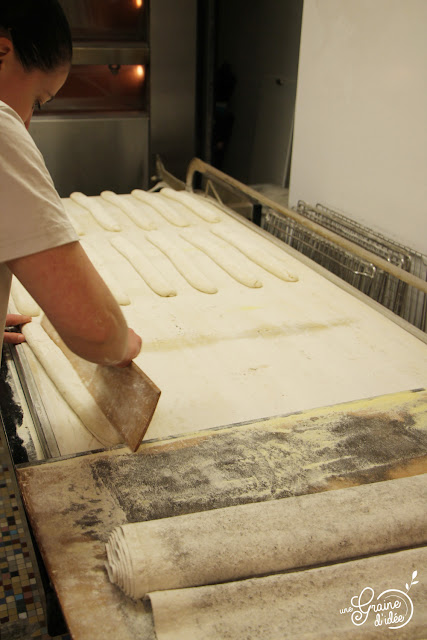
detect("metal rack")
[263,200,427,332]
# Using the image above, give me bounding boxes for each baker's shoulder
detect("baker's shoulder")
[0,102,43,166]
[0,101,25,129]
[0,102,34,152]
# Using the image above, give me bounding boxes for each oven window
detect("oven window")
[35,65,148,114]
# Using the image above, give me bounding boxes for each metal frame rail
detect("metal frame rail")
[284,201,426,331]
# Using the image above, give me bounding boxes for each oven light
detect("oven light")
[136,65,145,79]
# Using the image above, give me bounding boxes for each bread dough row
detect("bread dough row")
[161,187,222,223]
[147,231,218,295]
[101,191,157,231]
[11,218,298,312]
[67,188,296,287]
[132,190,190,227]
[110,236,177,298]
[180,229,262,288]
[70,191,122,232]
[212,225,299,282]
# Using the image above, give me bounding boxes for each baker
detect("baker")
[0,0,142,366]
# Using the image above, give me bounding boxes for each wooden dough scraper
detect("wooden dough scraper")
[41,315,161,451]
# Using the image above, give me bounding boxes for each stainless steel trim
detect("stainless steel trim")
[9,344,60,460]
[30,114,150,196]
[72,43,149,66]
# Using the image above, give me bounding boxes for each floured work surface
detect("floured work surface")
[11,189,427,455]
[17,389,427,640]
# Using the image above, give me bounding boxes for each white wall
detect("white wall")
[289,0,427,255]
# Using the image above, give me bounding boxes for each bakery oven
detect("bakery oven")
[29,0,197,197]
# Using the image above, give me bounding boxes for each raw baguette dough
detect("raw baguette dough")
[131,190,190,227]
[70,192,121,232]
[80,240,131,306]
[147,231,218,294]
[180,229,262,288]
[110,235,176,298]
[23,343,103,454]
[100,191,157,230]
[161,188,222,223]
[10,277,40,316]
[22,322,121,446]
[212,224,299,282]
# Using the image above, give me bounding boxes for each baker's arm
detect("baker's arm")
[7,241,141,367]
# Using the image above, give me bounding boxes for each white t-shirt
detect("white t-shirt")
[0,101,77,353]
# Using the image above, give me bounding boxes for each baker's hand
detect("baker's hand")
[4,314,32,344]
[115,328,142,368]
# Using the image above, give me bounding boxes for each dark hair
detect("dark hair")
[0,0,72,72]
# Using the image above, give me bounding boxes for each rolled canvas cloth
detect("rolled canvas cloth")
[105,474,427,600]
[148,547,427,640]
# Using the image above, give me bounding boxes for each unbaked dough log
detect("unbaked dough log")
[161,188,222,223]
[147,231,218,294]
[105,474,427,600]
[23,343,103,455]
[100,191,157,230]
[110,236,177,297]
[180,229,262,288]
[131,190,190,227]
[157,197,192,223]
[70,192,121,232]
[80,240,131,306]
[22,322,121,447]
[10,277,40,317]
[212,225,299,282]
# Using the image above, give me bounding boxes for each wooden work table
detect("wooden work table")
[16,388,427,639]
